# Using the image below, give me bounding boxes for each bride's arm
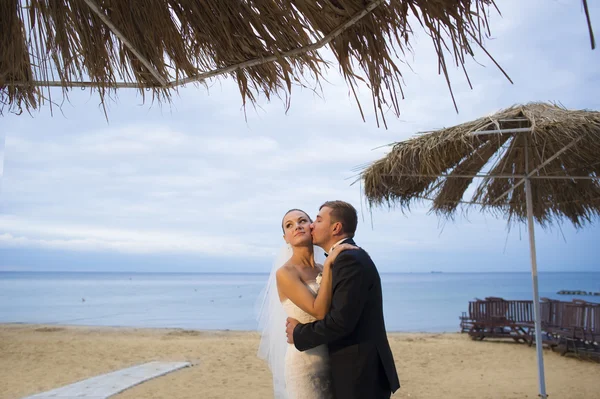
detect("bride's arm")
[276,244,355,320]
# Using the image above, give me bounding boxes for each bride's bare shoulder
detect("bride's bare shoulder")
[276,262,298,280]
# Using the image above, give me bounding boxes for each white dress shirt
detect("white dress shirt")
[328,237,352,255]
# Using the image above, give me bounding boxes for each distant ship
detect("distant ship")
[430,271,443,274]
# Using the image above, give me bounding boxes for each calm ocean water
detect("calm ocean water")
[1,272,599,332]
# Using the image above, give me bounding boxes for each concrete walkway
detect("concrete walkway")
[22,361,191,399]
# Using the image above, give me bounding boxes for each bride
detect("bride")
[257,209,354,399]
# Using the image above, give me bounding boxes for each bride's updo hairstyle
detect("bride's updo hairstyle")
[281,209,313,233]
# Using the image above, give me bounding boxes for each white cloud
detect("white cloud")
[0,216,274,257]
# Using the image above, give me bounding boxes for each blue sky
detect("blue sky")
[1,0,599,273]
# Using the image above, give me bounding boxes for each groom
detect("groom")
[286,200,400,398]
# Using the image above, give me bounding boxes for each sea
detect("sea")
[1,272,599,332]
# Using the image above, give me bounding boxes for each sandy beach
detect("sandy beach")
[1,324,598,399]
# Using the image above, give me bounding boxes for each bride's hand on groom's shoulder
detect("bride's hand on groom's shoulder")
[327,243,359,264]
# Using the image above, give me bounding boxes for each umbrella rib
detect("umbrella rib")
[380,173,598,180]
[416,195,600,206]
[81,0,168,87]
[167,0,386,87]
[7,81,145,88]
[497,118,530,123]
[472,127,532,135]
[416,195,486,206]
[491,137,583,205]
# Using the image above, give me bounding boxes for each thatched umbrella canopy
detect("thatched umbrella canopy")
[362,103,600,227]
[1,2,596,121]
[1,0,510,122]
[360,102,600,399]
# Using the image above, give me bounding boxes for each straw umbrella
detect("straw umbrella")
[2,1,595,123]
[0,0,517,123]
[361,102,600,399]
[3,0,519,124]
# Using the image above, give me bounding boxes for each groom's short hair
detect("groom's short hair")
[320,200,358,237]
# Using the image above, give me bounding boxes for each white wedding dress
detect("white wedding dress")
[281,280,334,399]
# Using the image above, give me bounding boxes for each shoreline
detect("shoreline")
[2,324,599,399]
[1,322,458,335]
[0,321,461,334]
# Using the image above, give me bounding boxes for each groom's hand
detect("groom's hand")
[286,317,300,344]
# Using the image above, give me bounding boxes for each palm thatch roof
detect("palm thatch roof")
[1,0,510,122]
[361,103,600,227]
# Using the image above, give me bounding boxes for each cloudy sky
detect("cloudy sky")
[1,0,599,273]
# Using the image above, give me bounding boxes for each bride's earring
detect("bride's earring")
[287,243,291,250]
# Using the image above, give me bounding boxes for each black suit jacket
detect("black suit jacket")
[293,239,400,399]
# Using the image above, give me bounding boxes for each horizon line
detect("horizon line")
[0,270,597,274]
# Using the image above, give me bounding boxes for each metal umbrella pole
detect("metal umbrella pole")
[524,133,548,399]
